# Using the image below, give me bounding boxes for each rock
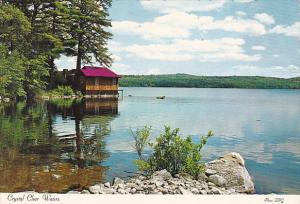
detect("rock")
[177,173,193,180]
[200,190,207,195]
[81,190,90,194]
[179,187,193,195]
[150,179,164,187]
[130,188,137,194]
[205,169,217,176]
[208,175,227,187]
[197,172,208,182]
[210,187,222,194]
[191,188,199,194]
[152,169,172,181]
[130,178,141,185]
[206,152,255,194]
[208,182,215,186]
[147,184,156,191]
[113,177,125,186]
[117,189,127,194]
[104,182,110,188]
[66,191,80,194]
[138,175,146,180]
[89,185,101,194]
[222,152,245,166]
[117,183,125,189]
[162,188,169,194]
[168,178,184,186]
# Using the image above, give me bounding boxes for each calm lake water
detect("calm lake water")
[0,87,299,194]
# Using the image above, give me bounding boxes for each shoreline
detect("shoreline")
[64,152,255,195]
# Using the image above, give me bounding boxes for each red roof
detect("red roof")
[81,66,120,78]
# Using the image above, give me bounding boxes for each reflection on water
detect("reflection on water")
[0,88,300,194]
[0,99,118,192]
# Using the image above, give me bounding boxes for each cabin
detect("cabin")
[77,66,120,97]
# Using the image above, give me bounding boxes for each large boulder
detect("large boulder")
[208,174,227,187]
[205,152,255,194]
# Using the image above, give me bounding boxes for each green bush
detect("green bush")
[131,126,151,159]
[49,85,74,97]
[134,126,213,179]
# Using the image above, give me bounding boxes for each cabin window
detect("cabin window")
[112,78,116,85]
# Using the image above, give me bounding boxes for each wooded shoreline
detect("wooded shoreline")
[119,74,300,89]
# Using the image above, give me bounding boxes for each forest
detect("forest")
[120,74,300,89]
[0,0,112,99]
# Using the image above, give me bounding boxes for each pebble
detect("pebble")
[205,169,217,176]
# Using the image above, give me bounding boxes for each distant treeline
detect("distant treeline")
[119,74,300,89]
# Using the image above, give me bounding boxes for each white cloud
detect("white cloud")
[112,62,130,75]
[251,45,266,51]
[112,13,192,40]
[236,11,247,16]
[112,54,122,62]
[114,38,260,62]
[112,12,267,40]
[200,16,266,35]
[140,0,226,13]
[269,21,300,40]
[232,64,300,78]
[254,13,275,25]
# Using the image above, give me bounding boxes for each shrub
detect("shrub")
[49,85,74,97]
[131,126,151,159]
[134,126,213,179]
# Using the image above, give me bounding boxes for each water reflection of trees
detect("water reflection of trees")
[0,99,118,192]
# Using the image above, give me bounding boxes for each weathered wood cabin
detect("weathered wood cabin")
[77,66,120,97]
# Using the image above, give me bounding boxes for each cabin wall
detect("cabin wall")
[84,77,118,91]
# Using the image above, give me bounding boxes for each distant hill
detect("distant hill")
[119,74,300,89]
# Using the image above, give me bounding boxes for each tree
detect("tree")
[67,0,113,70]
[0,4,49,98]
[0,4,31,53]
[0,45,26,98]
[40,1,72,88]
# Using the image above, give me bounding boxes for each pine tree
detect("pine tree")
[67,0,113,70]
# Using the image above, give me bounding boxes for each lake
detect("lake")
[0,87,299,194]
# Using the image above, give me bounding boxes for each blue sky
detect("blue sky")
[56,0,300,78]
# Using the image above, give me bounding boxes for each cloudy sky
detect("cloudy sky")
[56,0,300,78]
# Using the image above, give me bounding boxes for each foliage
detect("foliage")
[49,85,75,97]
[120,74,300,89]
[134,126,213,179]
[0,5,49,98]
[67,0,113,69]
[0,45,26,98]
[0,1,113,98]
[131,126,151,159]
[0,4,31,53]
[24,55,50,98]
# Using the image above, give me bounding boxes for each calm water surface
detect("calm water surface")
[0,88,299,194]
